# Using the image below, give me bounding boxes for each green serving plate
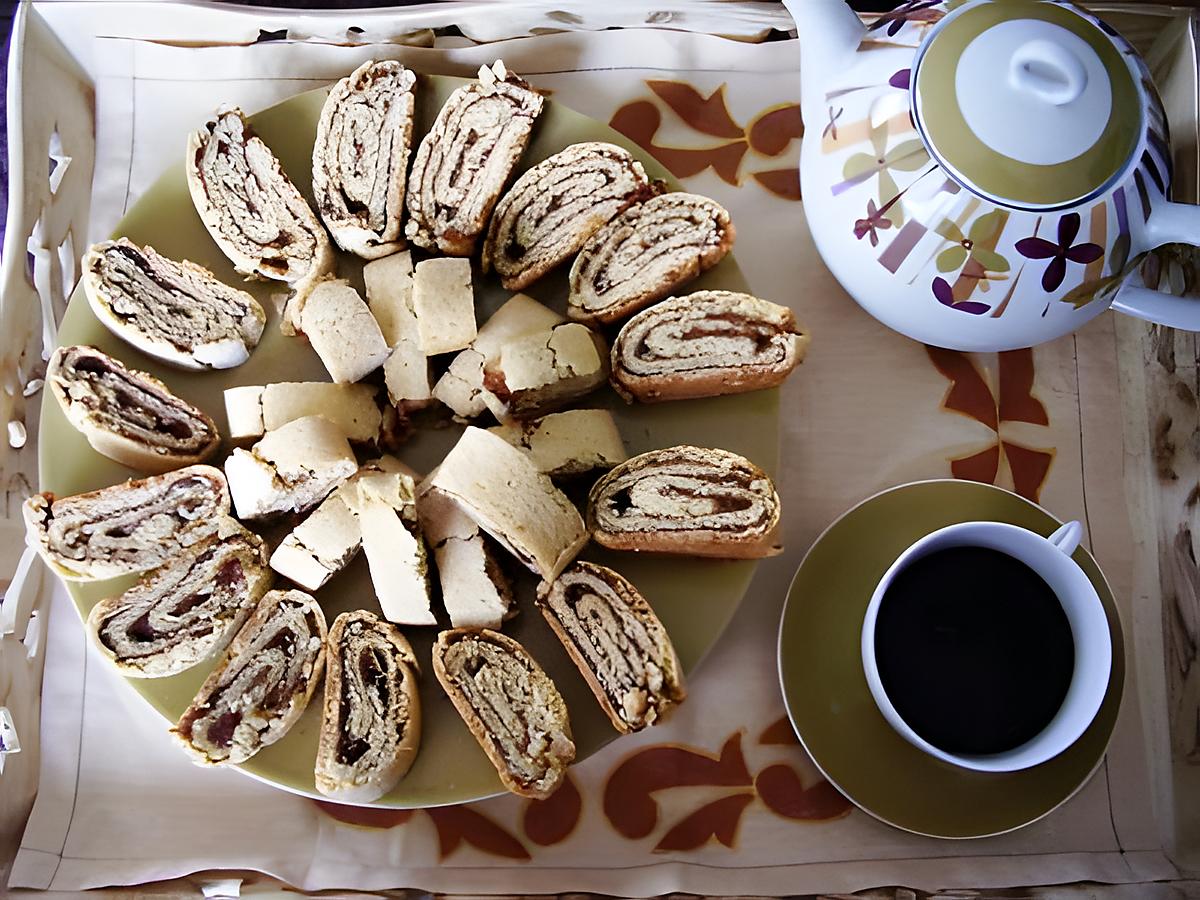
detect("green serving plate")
[40,75,778,807]
[778,479,1124,839]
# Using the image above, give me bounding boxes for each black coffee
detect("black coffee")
[874,546,1075,756]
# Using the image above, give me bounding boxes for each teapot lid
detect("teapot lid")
[913,0,1143,209]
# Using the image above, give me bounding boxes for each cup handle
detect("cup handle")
[1110,201,1200,331]
[1048,521,1083,556]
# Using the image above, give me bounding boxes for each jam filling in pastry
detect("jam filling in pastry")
[83,239,265,370]
[405,61,543,256]
[174,588,327,766]
[48,344,221,472]
[587,445,781,559]
[537,561,685,733]
[610,290,810,403]
[23,465,231,580]
[568,192,734,325]
[186,107,334,335]
[315,610,422,802]
[313,60,416,259]
[432,628,574,798]
[87,521,272,678]
[483,141,654,291]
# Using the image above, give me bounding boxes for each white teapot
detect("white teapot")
[783,0,1200,351]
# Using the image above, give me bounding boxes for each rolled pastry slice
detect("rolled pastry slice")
[48,345,220,474]
[315,610,421,802]
[568,193,734,325]
[313,60,416,259]
[405,61,544,255]
[587,446,781,559]
[186,108,334,335]
[433,628,574,798]
[87,520,272,678]
[537,561,685,732]
[24,465,231,581]
[83,239,266,370]
[174,588,327,766]
[611,291,810,403]
[483,142,654,291]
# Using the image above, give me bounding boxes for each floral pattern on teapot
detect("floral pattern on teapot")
[820,0,1172,320]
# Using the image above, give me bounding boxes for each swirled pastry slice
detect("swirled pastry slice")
[87,521,272,678]
[23,465,230,581]
[186,108,334,335]
[174,588,327,766]
[537,561,684,732]
[405,61,544,255]
[568,193,734,325]
[433,628,574,798]
[315,610,421,802]
[483,142,653,291]
[83,239,266,370]
[611,291,809,403]
[313,60,415,259]
[587,446,781,558]
[48,345,220,473]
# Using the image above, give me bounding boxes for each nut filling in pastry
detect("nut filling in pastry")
[611,291,810,403]
[538,562,685,732]
[87,524,272,678]
[174,589,327,766]
[405,62,544,255]
[313,60,416,259]
[83,239,266,370]
[433,629,575,798]
[483,141,654,291]
[49,345,221,471]
[24,465,231,580]
[587,446,781,558]
[186,108,334,334]
[315,611,421,802]
[568,192,734,325]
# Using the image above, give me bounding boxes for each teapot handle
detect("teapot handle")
[1110,200,1200,330]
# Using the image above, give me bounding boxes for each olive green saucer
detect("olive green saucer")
[777,480,1124,839]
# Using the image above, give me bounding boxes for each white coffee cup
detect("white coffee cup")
[860,520,1112,772]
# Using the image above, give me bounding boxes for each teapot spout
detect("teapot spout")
[782,0,866,125]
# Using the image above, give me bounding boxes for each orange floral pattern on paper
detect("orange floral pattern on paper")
[522,772,583,846]
[609,81,804,200]
[926,347,1056,501]
[311,801,415,830]
[605,733,752,840]
[602,729,849,852]
[655,793,756,851]
[426,805,531,861]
